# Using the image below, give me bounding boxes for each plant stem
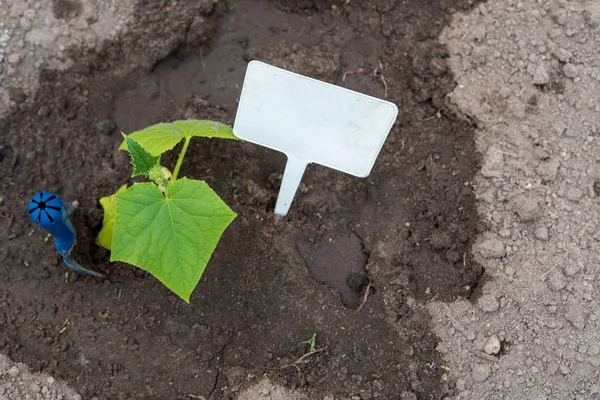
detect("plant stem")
[172,137,191,181]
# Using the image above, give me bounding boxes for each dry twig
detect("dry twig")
[280,347,326,370]
[379,74,388,98]
[342,68,364,82]
[474,351,499,362]
[356,281,372,312]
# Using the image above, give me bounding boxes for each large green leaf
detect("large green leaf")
[119,120,239,156]
[97,184,128,250]
[111,179,236,302]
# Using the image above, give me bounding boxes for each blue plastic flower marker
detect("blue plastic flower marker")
[27,192,105,278]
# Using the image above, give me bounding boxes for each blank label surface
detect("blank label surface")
[234,61,398,177]
[233,61,398,215]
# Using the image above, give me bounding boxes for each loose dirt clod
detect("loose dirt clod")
[476,238,505,259]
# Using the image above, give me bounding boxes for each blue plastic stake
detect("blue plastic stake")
[27,192,105,278]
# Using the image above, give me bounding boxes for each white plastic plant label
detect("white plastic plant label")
[233,61,398,216]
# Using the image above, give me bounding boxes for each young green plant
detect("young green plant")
[98,120,238,302]
[302,333,317,353]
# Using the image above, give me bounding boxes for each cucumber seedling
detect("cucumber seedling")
[98,120,238,302]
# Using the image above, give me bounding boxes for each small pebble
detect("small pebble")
[512,196,541,222]
[478,294,500,312]
[534,227,549,240]
[499,228,511,238]
[533,64,550,85]
[565,304,586,330]
[565,188,582,201]
[563,63,578,78]
[484,335,501,355]
[554,48,572,62]
[536,159,559,181]
[547,270,566,291]
[7,53,21,65]
[472,364,491,382]
[8,366,19,377]
[564,262,581,276]
[586,3,600,27]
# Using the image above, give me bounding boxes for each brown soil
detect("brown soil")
[0,0,483,399]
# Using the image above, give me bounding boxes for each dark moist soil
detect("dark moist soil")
[0,0,483,399]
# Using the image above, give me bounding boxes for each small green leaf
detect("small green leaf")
[97,185,128,250]
[122,133,160,177]
[302,333,317,353]
[58,318,71,335]
[111,179,236,302]
[119,120,239,156]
